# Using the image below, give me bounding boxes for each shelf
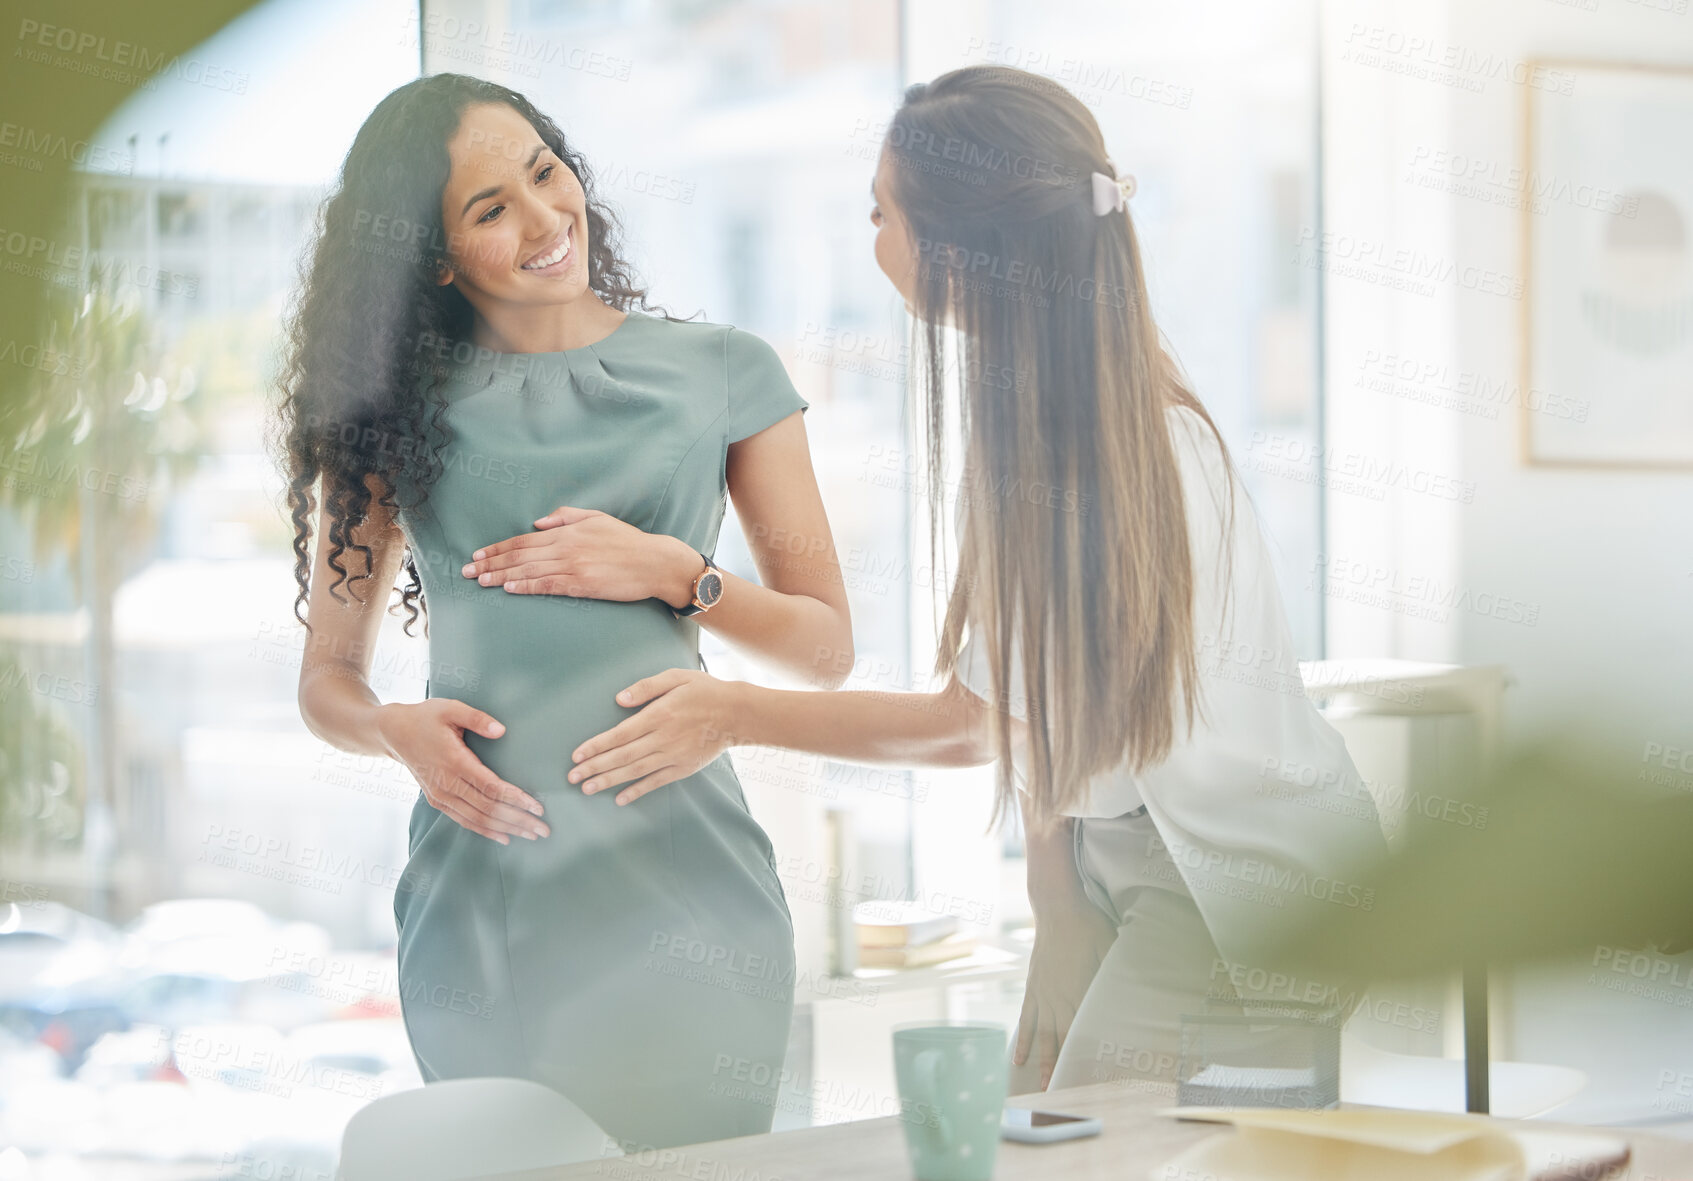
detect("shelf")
[800,934,1031,1002]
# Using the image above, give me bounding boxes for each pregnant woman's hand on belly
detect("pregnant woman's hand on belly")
[377,699,550,844]
[459,504,696,604]
[568,668,739,806]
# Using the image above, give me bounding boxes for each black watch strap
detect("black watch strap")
[672,549,717,618]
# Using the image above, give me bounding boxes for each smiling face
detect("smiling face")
[870,149,920,308]
[436,102,592,315]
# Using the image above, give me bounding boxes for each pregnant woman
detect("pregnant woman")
[563,65,1391,1098]
[273,73,851,1151]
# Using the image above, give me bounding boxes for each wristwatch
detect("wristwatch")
[672,549,724,618]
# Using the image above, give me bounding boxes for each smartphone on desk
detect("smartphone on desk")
[1001,1106,1103,1143]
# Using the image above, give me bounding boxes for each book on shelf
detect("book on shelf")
[857,931,979,969]
[852,900,959,949]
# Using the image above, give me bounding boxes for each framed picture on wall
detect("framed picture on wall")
[1521,60,1693,469]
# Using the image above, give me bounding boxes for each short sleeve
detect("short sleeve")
[725,327,810,443]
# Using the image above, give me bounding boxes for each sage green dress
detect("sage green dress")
[389,309,807,1152]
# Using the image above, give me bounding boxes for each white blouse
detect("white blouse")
[954,405,1390,955]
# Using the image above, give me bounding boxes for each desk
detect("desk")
[490,1081,1693,1180]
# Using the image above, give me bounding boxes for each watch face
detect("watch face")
[697,569,723,607]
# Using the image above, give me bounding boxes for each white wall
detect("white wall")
[1321,0,1693,1125]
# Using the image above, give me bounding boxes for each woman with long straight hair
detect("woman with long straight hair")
[564,65,1390,1095]
[271,73,852,1150]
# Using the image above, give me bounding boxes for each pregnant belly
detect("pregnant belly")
[420,589,699,799]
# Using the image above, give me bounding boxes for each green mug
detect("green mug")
[892,1021,1009,1181]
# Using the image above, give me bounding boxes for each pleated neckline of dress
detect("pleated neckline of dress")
[441,308,650,398]
[433,310,655,444]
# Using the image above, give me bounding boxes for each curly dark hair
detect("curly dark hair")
[265,73,672,642]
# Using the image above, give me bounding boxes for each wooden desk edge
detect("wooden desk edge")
[486,1081,1693,1180]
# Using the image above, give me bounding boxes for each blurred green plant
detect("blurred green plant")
[0,658,85,847]
[1270,730,1693,977]
[0,264,218,859]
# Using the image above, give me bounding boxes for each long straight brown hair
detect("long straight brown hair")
[884,66,1237,837]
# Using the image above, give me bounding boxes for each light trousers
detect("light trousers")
[1006,807,1240,1101]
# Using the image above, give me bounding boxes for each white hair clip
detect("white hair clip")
[1090,161,1137,215]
